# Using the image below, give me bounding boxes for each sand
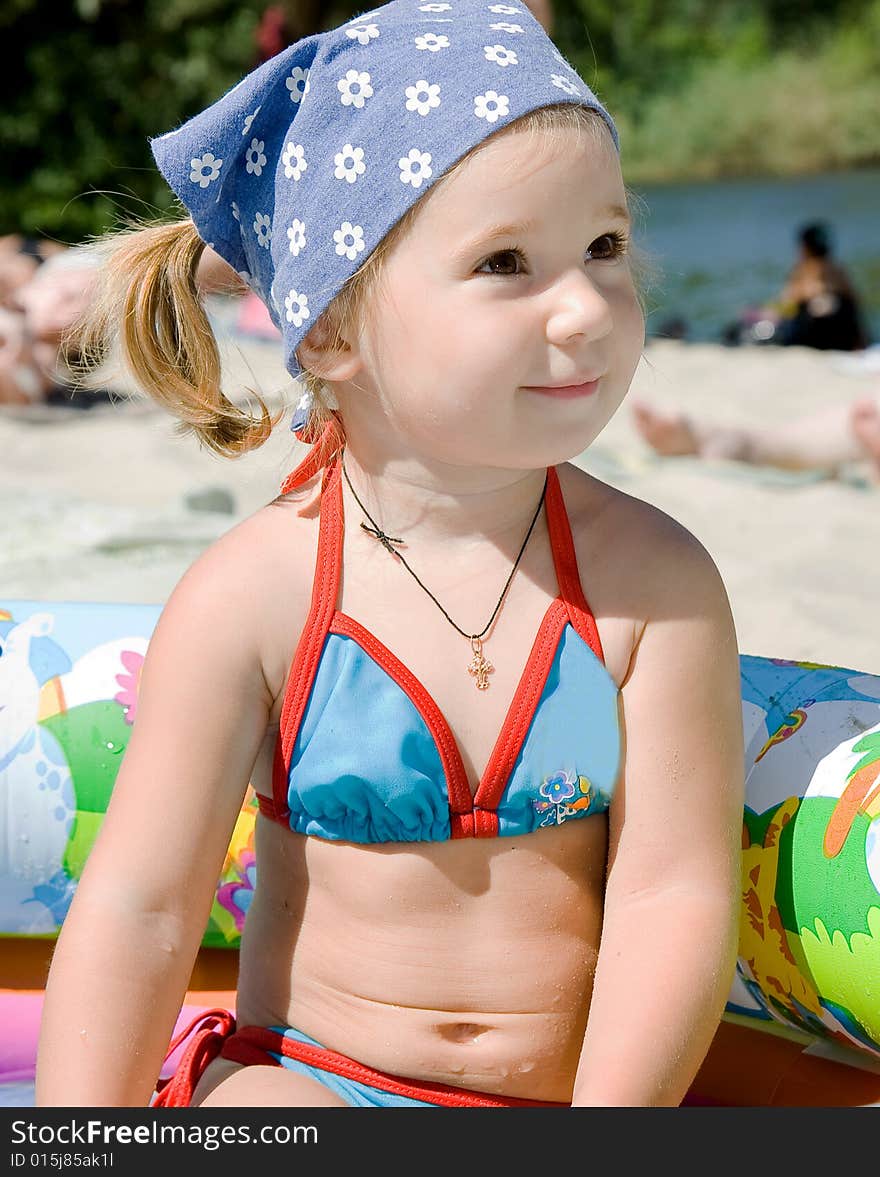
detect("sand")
[2,326,879,674]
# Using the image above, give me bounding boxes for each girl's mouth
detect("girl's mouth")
[523,378,601,399]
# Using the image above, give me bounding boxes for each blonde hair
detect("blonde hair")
[67,103,655,457]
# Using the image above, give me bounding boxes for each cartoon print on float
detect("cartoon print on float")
[2,604,879,1063]
[0,601,258,945]
[0,610,75,932]
[733,658,880,1062]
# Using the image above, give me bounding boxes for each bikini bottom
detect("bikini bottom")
[153,1008,568,1108]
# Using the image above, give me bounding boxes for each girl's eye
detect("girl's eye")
[476,248,527,276]
[587,231,630,261]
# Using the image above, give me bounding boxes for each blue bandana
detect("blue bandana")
[150,0,619,404]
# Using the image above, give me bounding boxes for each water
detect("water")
[631,165,880,345]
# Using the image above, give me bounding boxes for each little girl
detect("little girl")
[36,0,744,1107]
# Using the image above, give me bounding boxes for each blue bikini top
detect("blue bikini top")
[259,446,620,844]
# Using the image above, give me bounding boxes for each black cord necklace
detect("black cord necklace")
[341,457,547,690]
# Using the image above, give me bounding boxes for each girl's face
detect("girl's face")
[336,122,645,472]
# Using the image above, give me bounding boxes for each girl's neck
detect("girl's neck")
[339,447,550,547]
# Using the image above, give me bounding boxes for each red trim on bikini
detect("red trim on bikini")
[472,598,568,816]
[153,1007,236,1107]
[259,457,606,838]
[267,460,345,821]
[154,1008,567,1107]
[222,1025,568,1108]
[544,465,606,662]
[329,613,473,822]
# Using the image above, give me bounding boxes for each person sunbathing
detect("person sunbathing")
[632,391,880,481]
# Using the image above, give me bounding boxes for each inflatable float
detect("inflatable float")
[2,598,879,1106]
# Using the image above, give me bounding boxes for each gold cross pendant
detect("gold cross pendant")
[467,637,494,691]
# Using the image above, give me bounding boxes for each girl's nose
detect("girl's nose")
[545,272,613,344]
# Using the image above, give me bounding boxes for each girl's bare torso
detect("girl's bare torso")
[193,462,637,1104]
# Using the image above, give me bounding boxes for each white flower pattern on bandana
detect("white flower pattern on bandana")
[285,289,310,327]
[338,70,374,108]
[189,152,222,188]
[333,222,366,261]
[551,73,581,96]
[405,81,441,116]
[245,138,267,176]
[474,91,509,123]
[253,212,272,248]
[334,144,366,183]
[150,0,619,388]
[282,142,307,181]
[484,44,518,67]
[346,23,380,46]
[287,218,306,256]
[286,67,310,103]
[414,33,450,51]
[398,149,433,188]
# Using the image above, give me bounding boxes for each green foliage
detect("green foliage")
[2,0,878,241]
[616,10,880,183]
[0,0,361,241]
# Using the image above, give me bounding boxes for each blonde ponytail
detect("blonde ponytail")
[65,218,281,457]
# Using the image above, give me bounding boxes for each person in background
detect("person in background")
[724,221,871,352]
[0,243,98,406]
[773,222,871,353]
[631,385,880,482]
[634,221,877,476]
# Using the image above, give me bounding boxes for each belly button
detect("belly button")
[436,1023,491,1043]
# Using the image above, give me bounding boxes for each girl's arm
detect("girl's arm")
[35,530,275,1106]
[571,520,744,1107]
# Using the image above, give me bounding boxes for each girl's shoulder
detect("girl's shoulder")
[557,461,730,620]
[557,462,735,689]
[166,471,323,712]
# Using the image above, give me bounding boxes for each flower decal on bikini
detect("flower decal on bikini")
[540,771,577,805]
[533,771,607,827]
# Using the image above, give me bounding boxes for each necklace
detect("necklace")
[341,457,547,690]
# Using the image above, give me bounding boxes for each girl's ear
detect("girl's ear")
[297,314,363,382]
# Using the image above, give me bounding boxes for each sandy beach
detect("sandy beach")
[2,326,879,674]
